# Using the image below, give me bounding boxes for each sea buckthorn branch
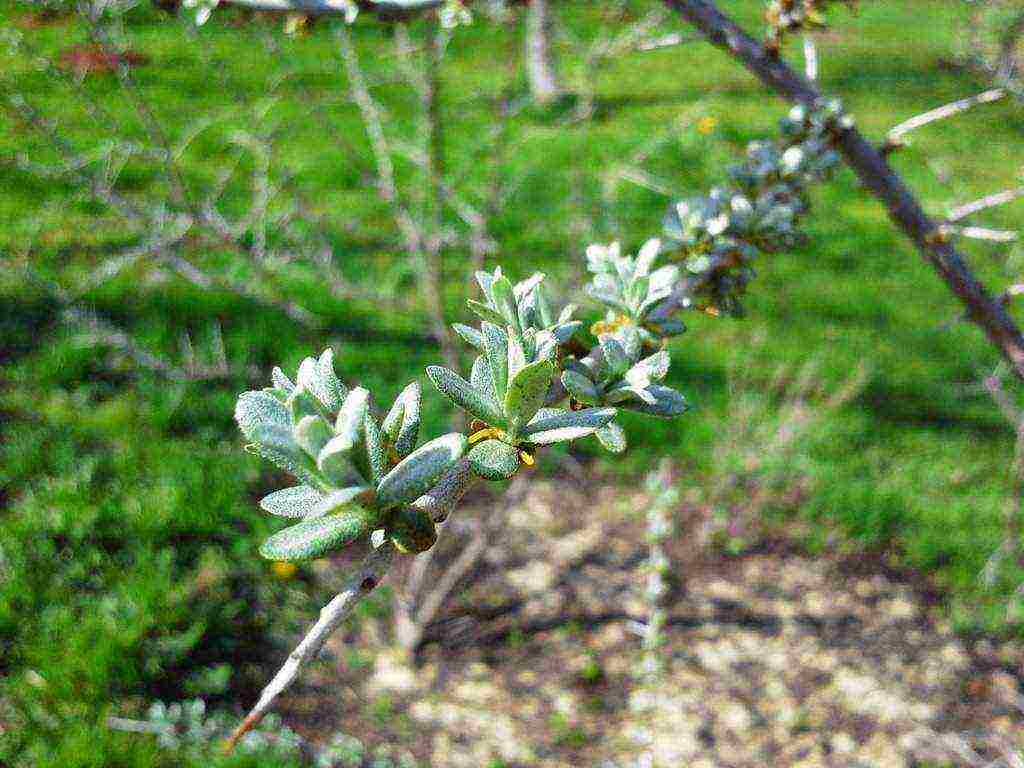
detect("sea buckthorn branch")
[227,246,693,748]
[663,0,1024,381]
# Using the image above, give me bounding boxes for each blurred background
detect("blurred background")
[2,0,1024,765]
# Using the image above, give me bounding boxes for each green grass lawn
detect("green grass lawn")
[2,0,1023,763]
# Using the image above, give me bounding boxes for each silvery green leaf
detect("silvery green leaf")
[296,356,318,390]
[271,367,295,394]
[315,349,347,411]
[599,335,630,377]
[551,321,581,344]
[363,411,387,485]
[535,284,554,327]
[410,459,472,523]
[259,506,377,561]
[596,422,627,453]
[288,387,327,425]
[248,438,323,487]
[318,435,360,487]
[513,272,545,302]
[482,322,509,402]
[335,387,370,445]
[557,304,577,324]
[259,486,323,518]
[618,325,643,362]
[376,433,468,507]
[585,285,630,314]
[561,370,599,404]
[388,506,437,554]
[504,358,555,435]
[467,438,519,480]
[427,365,504,425]
[648,264,680,292]
[606,383,657,405]
[382,382,421,459]
[522,407,616,444]
[626,275,650,314]
[311,485,374,517]
[467,299,508,327]
[506,332,527,388]
[562,357,597,380]
[471,355,496,404]
[452,323,485,350]
[475,269,497,303]
[622,384,689,417]
[294,414,334,457]
[635,238,661,277]
[490,275,520,332]
[639,288,674,318]
[625,351,670,385]
[534,331,558,363]
[235,391,290,441]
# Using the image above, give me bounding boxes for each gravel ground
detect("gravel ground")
[286,480,1024,767]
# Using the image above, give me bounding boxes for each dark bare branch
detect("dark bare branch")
[663,0,1024,381]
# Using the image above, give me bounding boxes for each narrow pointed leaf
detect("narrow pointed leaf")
[467,299,508,327]
[561,370,599,404]
[635,238,660,277]
[288,388,327,425]
[481,322,508,402]
[507,331,527,382]
[259,486,323,518]
[622,385,689,417]
[490,276,520,332]
[504,358,555,435]
[471,355,495,402]
[467,438,520,481]
[382,382,421,459]
[452,323,485,350]
[311,486,375,517]
[316,349,347,411]
[376,433,468,507]
[259,507,377,562]
[317,435,360,487]
[599,335,630,377]
[235,391,290,441]
[625,350,670,385]
[293,414,334,457]
[522,407,616,444]
[271,367,295,394]
[364,411,387,484]
[335,387,370,444]
[426,366,504,425]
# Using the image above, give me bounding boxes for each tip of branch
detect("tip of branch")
[224,711,263,754]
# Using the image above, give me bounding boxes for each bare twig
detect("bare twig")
[885,88,1006,150]
[942,224,1018,243]
[803,34,818,81]
[948,186,1024,223]
[225,542,396,751]
[663,0,1024,381]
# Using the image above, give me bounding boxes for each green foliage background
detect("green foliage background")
[1,0,1022,764]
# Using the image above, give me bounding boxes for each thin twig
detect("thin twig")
[886,88,1006,150]
[948,186,1024,223]
[225,542,396,751]
[803,34,818,81]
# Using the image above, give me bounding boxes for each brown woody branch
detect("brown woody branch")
[663,0,1024,382]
